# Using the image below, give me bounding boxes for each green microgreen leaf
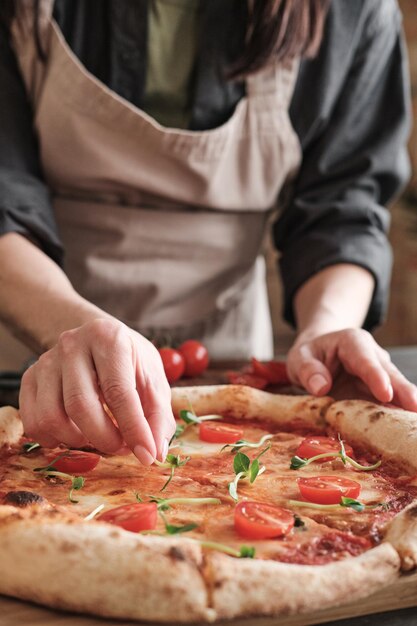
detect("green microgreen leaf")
[221,434,274,454]
[22,442,41,453]
[197,540,256,558]
[233,452,250,474]
[33,451,72,473]
[155,454,191,492]
[33,464,85,504]
[134,492,143,503]
[148,496,221,510]
[249,459,260,483]
[340,497,365,512]
[289,450,381,472]
[170,423,185,444]
[158,510,198,535]
[69,476,85,503]
[288,497,382,513]
[254,441,272,461]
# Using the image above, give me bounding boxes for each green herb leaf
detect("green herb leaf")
[221,434,274,454]
[239,545,256,558]
[341,497,365,512]
[69,476,85,503]
[290,455,308,470]
[165,522,199,535]
[254,441,271,461]
[170,424,185,444]
[249,459,260,483]
[134,492,143,503]
[233,452,250,474]
[179,409,199,425]
[22,442,41,453]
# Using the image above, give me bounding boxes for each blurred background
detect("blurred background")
[269,0,417,353]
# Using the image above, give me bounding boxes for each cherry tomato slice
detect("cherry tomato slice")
[226,371,268,390]
[298,476,361,504]
[178,340,210,377]
[234,501,295,539]
[251,358,291,385]
[159,347,185,383]
[99,503,158,533]
[50,451,101,474]
[296,436,354,463]
[199,421,244,444]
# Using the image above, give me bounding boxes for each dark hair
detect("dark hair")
[0,0,329,75]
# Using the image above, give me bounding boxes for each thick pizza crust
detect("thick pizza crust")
[325,400,417,472]
[384,501,417,571]
[0,405,24,446]
[0,505,402,622]
[0,506,213,622]
[206,543,400,620]
[171,385,332,429]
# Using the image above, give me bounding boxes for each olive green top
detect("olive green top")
[142,0,200,129]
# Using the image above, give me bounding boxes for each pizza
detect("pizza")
[0,384,417,622]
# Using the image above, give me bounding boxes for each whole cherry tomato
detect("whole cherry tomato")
[158,348,185,383]
[178,340,209,377]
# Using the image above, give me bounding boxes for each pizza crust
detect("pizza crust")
[384,501,417,571]
[0,506,213,622]
[206,543,400,619]
[172,385,332,428]
[0,405,24,446]
[325,400,417,471]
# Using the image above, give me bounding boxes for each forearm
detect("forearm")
[293,264,375,342]
[0,233,112,353]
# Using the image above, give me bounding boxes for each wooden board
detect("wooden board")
[1,571,417,626]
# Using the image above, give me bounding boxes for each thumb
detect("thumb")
[290,347,333,396]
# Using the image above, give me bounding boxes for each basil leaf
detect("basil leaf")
[290,456,307,470]
[341,497,365,512]
[233,452,250,474]
[239,546,255,558]
[22,442,41,453]
[165,522,198,535]
[249,459,260,483]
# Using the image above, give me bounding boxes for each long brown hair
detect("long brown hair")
[0,0,330,76]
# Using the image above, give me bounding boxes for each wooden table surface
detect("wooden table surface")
[1,346,417,626]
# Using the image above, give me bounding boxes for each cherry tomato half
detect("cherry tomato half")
[99,503,158,533]
[251,358,291,385]
[178,340,209,377]
[296,436,354,463]
[298,476,361,504]
[159,347,185,383]
[234,501,295,539]
[226,371,268,390]
[199,421,244,444]
[50,451,101,474]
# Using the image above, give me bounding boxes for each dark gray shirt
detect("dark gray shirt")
[0,0,411,328]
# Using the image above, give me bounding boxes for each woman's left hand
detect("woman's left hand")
[287,328,417,411]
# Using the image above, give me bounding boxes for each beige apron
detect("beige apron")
[0,0,301,368]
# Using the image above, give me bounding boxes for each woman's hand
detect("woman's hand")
[287,328,417,411]
[19,319,175,465]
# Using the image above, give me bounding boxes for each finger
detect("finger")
[338,334,393,403]
[59,336,124,454]
[35,355,89,449]
[90,324,157,464]
[383,362,417,411]
[140,381,176,461]
[289,345,333,396]
[19,365,60,448]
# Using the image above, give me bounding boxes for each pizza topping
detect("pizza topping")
[226,371,269,390]
[158,510,199,535]
[228,444,271,501]
[234,501,295,539]
[34,460,86,503]
[179,409,223,425]
[147,495,222,511]
[199,422,243,444]
[221,433,274,454]
[84,503,105,520]
[291,436,381,472]
[22,442,41,453]
[297,476,361,505]
[99,503,158,532]
[47,450,101,474]
[154,454,191,492]
[289,496,385,513]
[198,540,255,558]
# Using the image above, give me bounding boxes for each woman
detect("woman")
[0,0,415,465]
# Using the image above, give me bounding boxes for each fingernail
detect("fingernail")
[386,383,394,401]
[308,374,328,395]
[134,445,155,466]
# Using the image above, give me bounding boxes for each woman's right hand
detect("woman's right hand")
[19,319,176,465]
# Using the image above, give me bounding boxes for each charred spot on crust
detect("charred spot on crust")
[407,505,417,519]
[4,490,45,507]
[169,546,186,561]
[369,411,385,423]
